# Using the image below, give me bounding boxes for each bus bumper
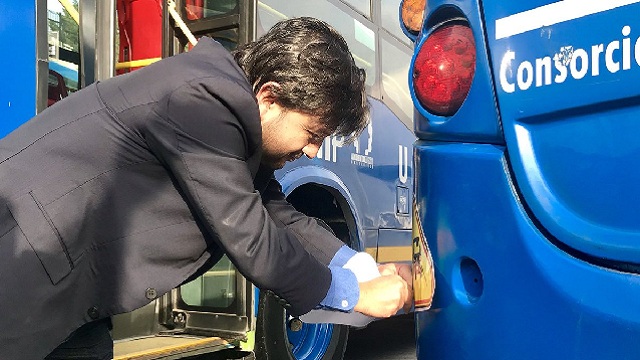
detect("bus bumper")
[413,141,640,360]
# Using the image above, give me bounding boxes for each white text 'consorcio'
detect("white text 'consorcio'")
[499,26,640,93]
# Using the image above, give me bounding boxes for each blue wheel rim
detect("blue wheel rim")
[286,320,334,360]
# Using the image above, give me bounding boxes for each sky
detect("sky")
[48,0,64,13]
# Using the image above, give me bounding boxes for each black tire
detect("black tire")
[254,290,349,360]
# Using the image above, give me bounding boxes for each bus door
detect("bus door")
[105,0,258,355]
[15,1,256,357]
[140,0,257,343]
[163,0,255,56]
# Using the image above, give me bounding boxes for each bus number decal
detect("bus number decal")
[399,145,408,184]
[350,122,374,168]
[316,122,375,169]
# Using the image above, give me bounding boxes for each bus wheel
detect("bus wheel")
[255,290,349,360]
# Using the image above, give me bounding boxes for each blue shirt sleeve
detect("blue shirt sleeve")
[318,245,359,312]
[329,244,358,267]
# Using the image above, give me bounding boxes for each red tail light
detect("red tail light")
[413,24,476,116]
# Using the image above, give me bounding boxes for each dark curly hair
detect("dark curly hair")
[232,17,369,139]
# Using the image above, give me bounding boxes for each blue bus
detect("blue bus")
[1,0,415,359]
[401,0,640,358]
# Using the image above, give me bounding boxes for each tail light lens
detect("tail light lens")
[413,23,476,116]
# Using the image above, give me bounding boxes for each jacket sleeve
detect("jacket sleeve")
[260,177,365,311]
[143,76,331,315]
[259,174,345,266]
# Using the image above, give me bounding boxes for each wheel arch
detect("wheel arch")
[277,166,364,251]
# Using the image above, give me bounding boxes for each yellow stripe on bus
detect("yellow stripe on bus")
[116,58,162,70]
[376,246,412,263]
[58,0,79,24]
[365,247,378,260]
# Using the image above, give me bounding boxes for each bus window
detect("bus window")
[184,0,237,20]
[47,70,68,107]
[380,34,413,129]
[46,0,79,107]
[381,0,411,45]
[257,0,377,88]
[343,0,371,18]
[180,255,237,308]
[208,29,239,50]
[49,59,79,92]
[183,28,239,52]
[176,1,241,51]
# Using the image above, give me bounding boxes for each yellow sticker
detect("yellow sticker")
[412,202,435,311]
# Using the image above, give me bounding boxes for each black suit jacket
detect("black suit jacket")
[0,38,342,359]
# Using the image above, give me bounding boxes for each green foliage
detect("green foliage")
[48,0,79,52]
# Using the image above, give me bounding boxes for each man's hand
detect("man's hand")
[354,275,409,318]
[378,263,414,313]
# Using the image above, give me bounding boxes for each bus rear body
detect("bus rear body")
[402,0,640,358]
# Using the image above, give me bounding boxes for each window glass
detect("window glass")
[380,0,410,44]
[186,29,239,53]
[209,28,239,50]
[180,255,237,308]
[342,0,371,17]
[47,0,79,107]
[184,0,238,21]
[380,36,413,128]
[258,0,376,88]
[48,72,60,87]
[178,1,241,312]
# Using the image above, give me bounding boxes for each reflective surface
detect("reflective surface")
[380,35,413,129]
[184,0,238,20]
[181,255,236,308]
[381,0,410,44]
[342,0,371,17]
[258,0,377,87]
[47,1,80,107]
[485,0,640,263]
[258,0,413,128]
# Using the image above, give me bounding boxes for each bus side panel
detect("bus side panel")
[1,0,38,137]
[277,98,414,258]
[414,142,640,360]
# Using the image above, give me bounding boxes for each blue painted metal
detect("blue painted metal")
[378,228,412,248]
[414,142,640,359]
[0,1,37,138]
[410,0,640,358]
[484,0,640,264]
[286,321,333,360]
